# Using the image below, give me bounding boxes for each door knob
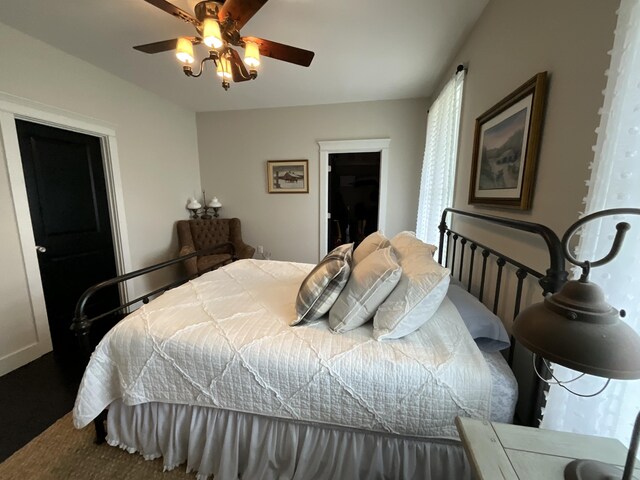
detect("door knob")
[35,245,47,253]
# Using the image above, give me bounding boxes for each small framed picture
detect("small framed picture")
[468,72,547,209]
[267,160,309,194]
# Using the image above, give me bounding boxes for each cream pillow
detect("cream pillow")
[329,247,402,333]
[389,231,437,257]
[293,243,353,325]
[352,231,390,266]
[373,234,449,340]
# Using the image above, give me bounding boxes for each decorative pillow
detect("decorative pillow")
[292,243,353,325]
[373,235,449,340]
[389,231,437,258]
[352,231,390,266]
[329,247,402,333]
[446,282,511,352]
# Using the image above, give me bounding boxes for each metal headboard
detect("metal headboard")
[437,208,568,426]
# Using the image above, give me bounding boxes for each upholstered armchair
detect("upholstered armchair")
[177,218,255,277]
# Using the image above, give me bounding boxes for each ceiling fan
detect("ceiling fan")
[133,0,315,90]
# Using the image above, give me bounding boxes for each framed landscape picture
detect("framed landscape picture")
[267,160,309,193]
[468,72,547,209]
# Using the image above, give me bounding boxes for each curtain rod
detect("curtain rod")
[456,64,467,74]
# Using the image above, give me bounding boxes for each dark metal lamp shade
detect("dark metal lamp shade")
[513,278,640,380]
[512,208,640,480]
[513,276,640,480]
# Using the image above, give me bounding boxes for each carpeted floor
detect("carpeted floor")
[0,413,194,479]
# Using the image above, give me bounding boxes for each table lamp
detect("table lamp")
[512,208,640,480]
[207,197,222,218]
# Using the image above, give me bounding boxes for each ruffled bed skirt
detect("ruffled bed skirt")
[106,400,471,480]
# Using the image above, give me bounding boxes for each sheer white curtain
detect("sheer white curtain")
[542,0,640,447]
[416,70,465,246]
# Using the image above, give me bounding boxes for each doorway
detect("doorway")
[15,120,120,360]
[328,152,380,252]
[318,138,390,259]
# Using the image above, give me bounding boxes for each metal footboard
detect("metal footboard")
[70,242,236,443]
[71,242,236,360]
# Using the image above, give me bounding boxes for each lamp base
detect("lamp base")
[565,459,636,480]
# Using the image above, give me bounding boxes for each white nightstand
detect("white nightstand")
[455,417,640,479]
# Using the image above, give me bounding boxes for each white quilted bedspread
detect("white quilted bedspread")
[73,259,492,439]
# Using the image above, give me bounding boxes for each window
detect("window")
[542,0,640,447]
[416,69,465,246]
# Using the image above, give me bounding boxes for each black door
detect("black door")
[16,120,120,359]
[328,152,381,252]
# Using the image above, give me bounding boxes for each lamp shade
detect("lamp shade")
[203,18,223,49]
[244,41,260,68]
[187,199,201,209]
[216,57,232,79]
[175,37,194,64]
[208,197,222,208]
[512,279,640,380]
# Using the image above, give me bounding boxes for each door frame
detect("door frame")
[0,92,132,375]
[318,138,390,260]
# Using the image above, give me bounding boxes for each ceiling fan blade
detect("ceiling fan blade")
[143,0,200,26]
[218,0,268,30]
[242,37,314,67]
[134,37,201,54]
[228,48,252,82]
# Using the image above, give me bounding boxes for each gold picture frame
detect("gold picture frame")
[468,72,547,210]
[267,160,309,194]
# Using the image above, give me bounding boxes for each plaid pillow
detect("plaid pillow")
[292,243,353,325]
[329,246,402,333]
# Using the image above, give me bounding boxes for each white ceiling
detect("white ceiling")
[0,0,488,112]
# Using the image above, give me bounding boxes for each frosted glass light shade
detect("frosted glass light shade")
[244,41,260,68]
[175,38,194,64]
[187,199,201,209]
[208,197,222,208]
[216,57,232,79]
[203,18,223,49]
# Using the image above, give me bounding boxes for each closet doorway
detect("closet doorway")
[328,152,381,252]
[318,139,390,260]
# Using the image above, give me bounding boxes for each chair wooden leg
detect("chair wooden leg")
[93,410,108,445]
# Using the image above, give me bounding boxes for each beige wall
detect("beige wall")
[196,99,429,264]
[442,0,617,274]
[0,0,617,374]
[0,21,200,371]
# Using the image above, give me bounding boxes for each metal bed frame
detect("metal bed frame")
[72,209,567,442]
[71,242,236,442]
[438,208,567,426]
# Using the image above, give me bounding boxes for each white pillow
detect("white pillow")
[373,233,449,340]
[389,231,437,257]
[352,231,390,266]
[329,246,402,333]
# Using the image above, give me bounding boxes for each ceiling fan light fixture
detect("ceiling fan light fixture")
[244,41,260,68]
[175,37,195,64]
[216,56,232,80]
[203,18,223,49]
[134,0,316,92]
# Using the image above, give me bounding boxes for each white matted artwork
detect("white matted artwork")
[469,72,547,210]
[476,97,532,197]
[267,160,309,193]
